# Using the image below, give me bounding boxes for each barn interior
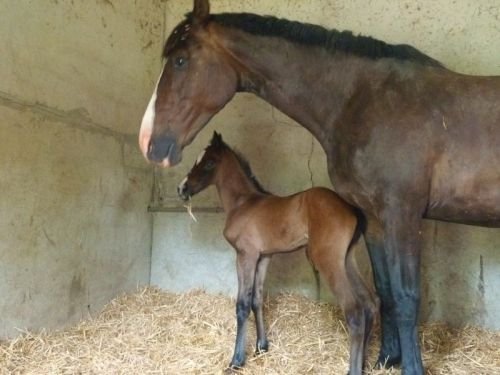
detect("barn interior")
[1,0,499,349]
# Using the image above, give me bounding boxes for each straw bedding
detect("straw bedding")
[1,287,499,374]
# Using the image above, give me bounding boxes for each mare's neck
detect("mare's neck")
[210,23,381,150]
[214,155,262,213]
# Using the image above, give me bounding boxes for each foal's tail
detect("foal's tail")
[345,208,379,313]
[348,207,366,251]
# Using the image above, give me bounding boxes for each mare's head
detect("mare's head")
[139,0,238,167]
[177,131,227,201]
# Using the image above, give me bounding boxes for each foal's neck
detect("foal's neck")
[214,154,263,213]
[210,23,385,150]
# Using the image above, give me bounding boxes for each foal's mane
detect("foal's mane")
[175,12,442,67]
[221,142,269,195]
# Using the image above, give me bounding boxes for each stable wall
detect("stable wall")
[0,1,165,338]
[151,0,500,329]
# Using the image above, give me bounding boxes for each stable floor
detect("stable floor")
[1,288,499,374]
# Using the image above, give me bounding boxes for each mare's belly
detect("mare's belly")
[427,163,500,227]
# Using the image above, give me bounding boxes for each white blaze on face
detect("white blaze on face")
[139,70,164,160]
[178,176,188,194]
[195,149,206,165]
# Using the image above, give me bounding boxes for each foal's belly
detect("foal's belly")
[229,195,310,254]
[253,209,309,254]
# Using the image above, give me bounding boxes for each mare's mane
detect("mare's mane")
[167,12,443,67]
[211,13,442,66]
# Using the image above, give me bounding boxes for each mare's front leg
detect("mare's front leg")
[229,252,259,369]
[381,208,425,375]
[364,218,401,368]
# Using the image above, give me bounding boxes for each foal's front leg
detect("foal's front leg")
[229,252,259,369]
[252,256,271,354]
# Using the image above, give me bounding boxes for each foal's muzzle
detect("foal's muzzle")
[177,179,191,201]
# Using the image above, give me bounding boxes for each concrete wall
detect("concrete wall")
[151,0,500,329]
[0,1,165,338]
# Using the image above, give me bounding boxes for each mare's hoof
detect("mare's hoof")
[376,354,402,369]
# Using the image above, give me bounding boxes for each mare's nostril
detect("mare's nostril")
[147,136,175,163]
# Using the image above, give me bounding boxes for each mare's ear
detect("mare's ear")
[193,0,210,25]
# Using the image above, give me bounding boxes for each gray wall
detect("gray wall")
[151,0,500,329]
[0,1,165,338]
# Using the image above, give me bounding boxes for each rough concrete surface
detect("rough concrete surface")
[0,1,163,337]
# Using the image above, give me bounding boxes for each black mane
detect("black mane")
[209,12,442,67]
[223,143,269,195]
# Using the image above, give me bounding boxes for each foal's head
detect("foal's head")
[139,0,238,167]
[177,131,228,201]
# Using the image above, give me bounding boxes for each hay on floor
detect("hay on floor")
[1,287,499,374]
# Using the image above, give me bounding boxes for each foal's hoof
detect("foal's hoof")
[224,365,242,374]
[255,340,269,355]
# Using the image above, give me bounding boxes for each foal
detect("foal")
[178,132,378,375]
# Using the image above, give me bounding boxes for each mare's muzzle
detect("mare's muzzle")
[147,134,181,166]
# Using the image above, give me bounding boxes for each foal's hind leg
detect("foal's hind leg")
[229,252,259,369]
[344,243,379,362]
[252,256,271,354]
[309,245,365,375]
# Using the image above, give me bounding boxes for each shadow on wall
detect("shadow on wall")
[420,220,500,329]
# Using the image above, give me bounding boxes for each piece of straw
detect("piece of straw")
[184,200,198,222]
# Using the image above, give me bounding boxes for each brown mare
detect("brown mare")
[178,132,378,374]
[139,1,500,374]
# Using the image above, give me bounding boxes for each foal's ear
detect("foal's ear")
[193,0,210,25]
[211,131,223,146]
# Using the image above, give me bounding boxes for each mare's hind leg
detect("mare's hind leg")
[364,218,401,368]
[229,252,259,369]
[252,256,271,354]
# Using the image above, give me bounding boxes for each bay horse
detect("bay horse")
[139,0,500,373]
[178,132,378,374]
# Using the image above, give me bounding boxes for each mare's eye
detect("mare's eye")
[174,56,187,69]
[204,160,215,170]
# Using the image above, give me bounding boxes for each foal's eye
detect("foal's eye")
[173,56,187,69]
[204,160,215,170]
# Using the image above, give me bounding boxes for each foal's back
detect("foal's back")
[223,187,357,255]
